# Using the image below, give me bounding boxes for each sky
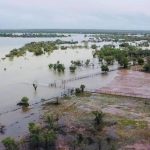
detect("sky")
[0,0,150,30]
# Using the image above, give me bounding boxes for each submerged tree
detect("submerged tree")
[33,81,38,91]
[69,65,77,73]
[101,64,109,73]
[80,84,86,93]
[75,88,81,94]
[91,44,97,49]
[49,62,65,73]
[85,59,90,66]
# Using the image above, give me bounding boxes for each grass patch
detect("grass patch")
[76,92,92,97]
[118,119,148,129]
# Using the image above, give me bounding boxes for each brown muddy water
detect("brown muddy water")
[0,35,118,141]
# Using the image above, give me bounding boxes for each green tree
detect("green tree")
[104,56,114,65]
[118,57,129,68]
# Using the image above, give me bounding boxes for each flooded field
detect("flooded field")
[0,35,118,142]
[0,32,150,149]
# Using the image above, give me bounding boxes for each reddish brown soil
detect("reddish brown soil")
[97,70,150,99]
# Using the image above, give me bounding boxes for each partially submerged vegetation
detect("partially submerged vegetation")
[1,76,150,150]
[69,65,77,73]
[101,64,109,73]
[95,44,150,72]
[1,31,150,150]
[5,40,78,58]
[89,33,150,42]
[49,61,65,72]
[17,97,29,107]
[3,93,149,150]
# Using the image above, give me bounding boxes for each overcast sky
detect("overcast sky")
[0,0,150,30]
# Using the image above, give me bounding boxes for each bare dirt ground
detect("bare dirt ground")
[97,70,150,99]
[42,93,150,150]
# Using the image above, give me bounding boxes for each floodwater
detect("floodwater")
[0,34,118,141]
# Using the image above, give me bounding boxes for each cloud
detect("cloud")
[0,0,150,30]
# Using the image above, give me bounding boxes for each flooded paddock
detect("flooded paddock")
[0,35,118,141]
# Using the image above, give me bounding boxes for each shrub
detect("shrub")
[92,111,104,125]
[61,46,67,50]
[2,137,18,150]
[17,97,29,107]
[28,122,56,149]
[75,88,81,94]
[46,115,55,129]
[48,64,53,69]
[80,84,85,93]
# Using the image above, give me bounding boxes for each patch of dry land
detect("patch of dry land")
[97,70,150,99]
[42,93,150,150]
